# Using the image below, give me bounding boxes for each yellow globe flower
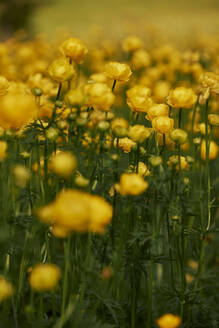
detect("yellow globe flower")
[88,195,113,233]
[50,151,77,178]
[65,88,85,107]
[208,114,219,126]
[116,137,136,153]
[126,85,153,113]
[152,116,174,134]
[86,82,115,111]
[0,93,38,130]
[105,61,132,82]
[122,35,143,52]
[48,58,76,83]
[168,155,188,170]
[199,72,219,95]
[29,263,61,292]
[60,37,88,63]
[131,49,151,70]
[129,125,153,143]
[167,87,197,109]
[169,129,188,145]
[116,173,148,196]
[146,103,169,121]
[157,313,181,328]
[0,277,13,302]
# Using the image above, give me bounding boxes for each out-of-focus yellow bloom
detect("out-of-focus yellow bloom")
[126,85,153,113]
[122,36,143,52]
[29,264,61,292]
[75,174,89,187]
[105,62,132,82]
[60,37,88,63]
[167,87,197,108]
[13,165,30,188]
[131,49,151,70]
[115,173,148,196]
[169,129,188,145]
[86,82,115,111]
[153,81,171,103]
[111,118,129,130]
[196,123,210,135]
[37,189,112,233]
[50,224,71,238]
[50,152,77,178]
[0,76,9,96]
[129,125,153,143]
[146,104,169,121]
[168,155,188,170]
[0,277,13,302]
[65,87,85,107]
[130,162,150,176]
[48,58,76,83]
[157,313,181,328]
[200,140,218,160]
[199,72,219,95]
[0,93,38,130]
[208,114,219,126]
[152,116,174,134]
[0,141,7,161]
[149,156,162,167]
[116,137,136,153]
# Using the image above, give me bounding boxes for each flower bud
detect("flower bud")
[97,120,110,132]
[29,264,61,292]
[75,174,89,187]
[149,156,162,166]
[32,87,43,97]
[169,128,188,144]
[46,127,59,141]
[152,116,174,134]
[0,277,13,302]
[129,125,153,143]
[13,165,30,188]
[50,152,77,178]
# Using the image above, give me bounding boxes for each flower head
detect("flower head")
[167,87,197,108]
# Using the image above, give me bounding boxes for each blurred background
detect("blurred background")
[0,0,219,40]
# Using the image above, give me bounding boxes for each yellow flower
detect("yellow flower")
[146,104,169,121]
[50,224,71,238]
[50,152,77,178]
[149,156,162,167]
[169,129,188,145]
[86,82,115,111]
[131,49,151,70]
[13,165,30,188]
[200,140,218,160]
[65,88,85,107]
[105,62,132,82]
[48,58,76,83]
[116,173,148,196]
[129,125,153,143]
[153,80,171,103]
[152,116,174,134]
[167,87,197,108]
[111,118,129,131]
[208,114,219,126]
[122,35,143,52]
[199,72,219,94]
[0,141,7,161]
[88,195,113,233]
[0,76,9,96]
[0,277,13,302]
[157,313,181,328]
[127,85,153,113]
[0,93,38,130]
[168,155,188,170]
[116,137,136,153]
[29,264,61,292]
[60,37,88,63]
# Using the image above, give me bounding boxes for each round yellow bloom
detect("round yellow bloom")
[137,162,150,176]
[127,85,153,113]
[129,125,153,143]
[153,81,171,102]
[105,62,132,82]
[65,88,85,107]
[167,87,197,109]
[50,152,77,178]
[29,264,61,292]
[0,277,13,302]
[60,37,88,63]
[111,118,129,131]
[117,173,148,196]
[131,49,151,70]
[116,137,136,153]
[86,82,115,111]
[146,104,169,121]
[157,313,181,328]
[0,76,9,96]
[200,140,218,160]
[168,155,188,170]
[13,165,30,188]
[48,58,76,83]
[169,129,188,145]
[208,114,219,126]
[152,116,174,134]
[149,156,162,167]
[199,72,219,94]
[0,93,38,130]
[122,36,143,52]
[0,141,7,161]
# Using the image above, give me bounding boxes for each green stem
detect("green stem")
[61,237,71,316]
[178,108,182,129]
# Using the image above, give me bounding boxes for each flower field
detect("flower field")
[0,23,218,328]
